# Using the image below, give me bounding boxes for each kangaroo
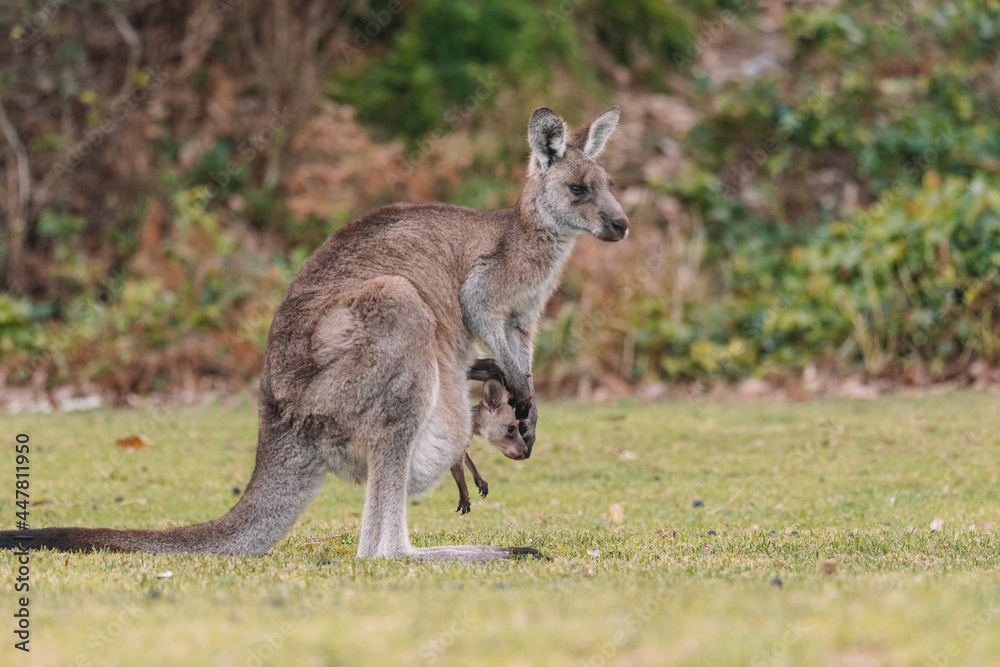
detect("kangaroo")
[0,106,628,561]
[452,374,526,515]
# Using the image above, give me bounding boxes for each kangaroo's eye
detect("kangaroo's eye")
[507,425,517,436]
[568,184,585,196]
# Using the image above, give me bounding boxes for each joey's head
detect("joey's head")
[473,378,529,461]
[526,105,628,242]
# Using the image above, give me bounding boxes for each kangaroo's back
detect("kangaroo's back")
[259,201,518,421]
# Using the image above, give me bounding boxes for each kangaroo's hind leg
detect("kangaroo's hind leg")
[305,275,435,559]
[451,461,472,515]
[464,453,488,498]
[310,275,543,561]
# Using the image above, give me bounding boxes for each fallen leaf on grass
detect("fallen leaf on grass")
[116,436,147,449]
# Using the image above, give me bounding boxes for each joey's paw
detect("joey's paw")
[467,358,506,385]
[456,501,471,515]
[476,480,489,498]
[507,547,550,561]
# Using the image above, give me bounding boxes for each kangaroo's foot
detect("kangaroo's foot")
[408,545,547,562]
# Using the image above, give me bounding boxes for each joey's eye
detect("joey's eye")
[568,184,585,196]
[507,425,517,436]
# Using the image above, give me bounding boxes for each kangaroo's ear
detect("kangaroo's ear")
[482,378,505,413]
[528,107,567,170]
[569,105,620,158]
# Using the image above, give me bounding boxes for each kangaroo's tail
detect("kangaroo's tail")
[0,428,325,555]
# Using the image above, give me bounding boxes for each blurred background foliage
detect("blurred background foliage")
[0,0,998,401]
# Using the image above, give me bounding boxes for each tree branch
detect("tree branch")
[107,6,143,102]
[0,95,30,294]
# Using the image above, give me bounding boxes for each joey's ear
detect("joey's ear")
[569,105,620,157]
[482,378,505,413]
[528,107,567,170]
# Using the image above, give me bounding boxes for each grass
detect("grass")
[1,392,999,666]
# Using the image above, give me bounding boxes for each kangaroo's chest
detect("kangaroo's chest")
[509,272,560,316]
[507,238,576,316]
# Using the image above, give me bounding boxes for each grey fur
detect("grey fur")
[528,107,567,169]
[582,106,620,157]
[0,106,628,562]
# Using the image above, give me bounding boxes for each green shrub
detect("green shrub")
[610,174,1000,382]
[785,174,1000,375]
[333,0,580,143]
[0,295,50,361]
[333,0,736,143]
[685,0,1000,224]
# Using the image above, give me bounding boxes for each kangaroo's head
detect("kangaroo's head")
[473,378,529,460]
[526,105,628,242]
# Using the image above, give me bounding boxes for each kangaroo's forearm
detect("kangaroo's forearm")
[461,306,530,400]
[504,319,534,379]
[481,334,525,394]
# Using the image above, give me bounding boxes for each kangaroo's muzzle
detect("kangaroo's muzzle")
[596,212,629,241]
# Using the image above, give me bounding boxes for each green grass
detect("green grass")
[1,392,999,665]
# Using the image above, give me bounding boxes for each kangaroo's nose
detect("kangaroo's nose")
[610,217,629,238]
